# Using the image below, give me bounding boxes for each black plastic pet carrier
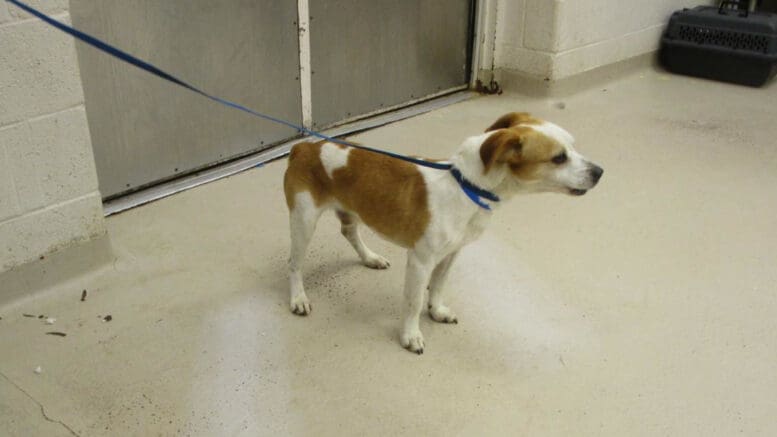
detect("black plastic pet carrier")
[660,1,777,86]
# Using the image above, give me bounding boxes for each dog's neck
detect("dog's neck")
[449,133,516,203]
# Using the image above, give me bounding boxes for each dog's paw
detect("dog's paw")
[429,305,458,324]
[363,254,391,270]
[400,329,425,355]
[290,293,311,316]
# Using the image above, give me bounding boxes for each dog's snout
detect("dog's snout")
[589,165,603,184]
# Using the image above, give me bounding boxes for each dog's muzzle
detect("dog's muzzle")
[569,165,603,196]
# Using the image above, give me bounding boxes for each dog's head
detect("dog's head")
[480,112,603,196]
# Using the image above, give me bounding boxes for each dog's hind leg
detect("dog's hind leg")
[428,251,460,324]
[288,192,321,315]
[336,210,390,269]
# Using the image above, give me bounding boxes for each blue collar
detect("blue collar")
[450,167,501,210]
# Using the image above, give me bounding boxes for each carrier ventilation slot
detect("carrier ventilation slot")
[676,25,770,53]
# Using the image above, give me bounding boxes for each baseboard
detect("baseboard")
[0,233,114,307]
[494,51,658,97]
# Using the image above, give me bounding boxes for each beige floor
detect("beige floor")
[2,67,777,436]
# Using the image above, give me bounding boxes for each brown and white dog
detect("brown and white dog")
[283,112,603,354]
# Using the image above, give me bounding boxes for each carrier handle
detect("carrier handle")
[719,0,750,17]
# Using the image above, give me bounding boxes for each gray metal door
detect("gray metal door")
[71,1,473,200]
[70,1,301,198]
[308,0,472,129]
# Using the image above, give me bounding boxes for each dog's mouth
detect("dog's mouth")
[568,188,587,196]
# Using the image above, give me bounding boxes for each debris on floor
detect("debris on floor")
[474,79,503,95]
[34,366,42,374]
[81,289,87,302]
[45,332,67,337]
[22,314,36,318]
[102,315,113,322]
[45,317,56,325]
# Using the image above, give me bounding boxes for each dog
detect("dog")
[283,112,603,354]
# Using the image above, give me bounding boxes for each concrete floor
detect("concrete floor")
[2,67,777,436]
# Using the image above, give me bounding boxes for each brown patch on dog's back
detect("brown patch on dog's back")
[485,112,542,132]
[284,142,430,248]
[330,148,430,248]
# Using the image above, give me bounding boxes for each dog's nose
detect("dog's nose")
[590,165,603,184]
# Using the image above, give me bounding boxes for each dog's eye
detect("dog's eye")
[551,153,567,164]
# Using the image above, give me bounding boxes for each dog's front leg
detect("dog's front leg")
[400,250,435,354]
[428,250,460,324]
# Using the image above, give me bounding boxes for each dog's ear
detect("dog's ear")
[485,112,537,132]
[480,130,523,173]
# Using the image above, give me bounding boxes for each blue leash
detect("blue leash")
[6,0,499,209]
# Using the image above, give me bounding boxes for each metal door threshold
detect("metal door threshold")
[103,89,476,216]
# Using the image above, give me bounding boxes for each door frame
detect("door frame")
[469,0,498,88]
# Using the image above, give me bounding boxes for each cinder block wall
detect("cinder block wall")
[0,0,105,274]
[494,0,710,82]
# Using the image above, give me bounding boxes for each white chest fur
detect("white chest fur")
[415,166,493,260]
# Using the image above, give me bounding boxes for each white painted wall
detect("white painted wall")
[0,0,105,274]
[493,0,712,81]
